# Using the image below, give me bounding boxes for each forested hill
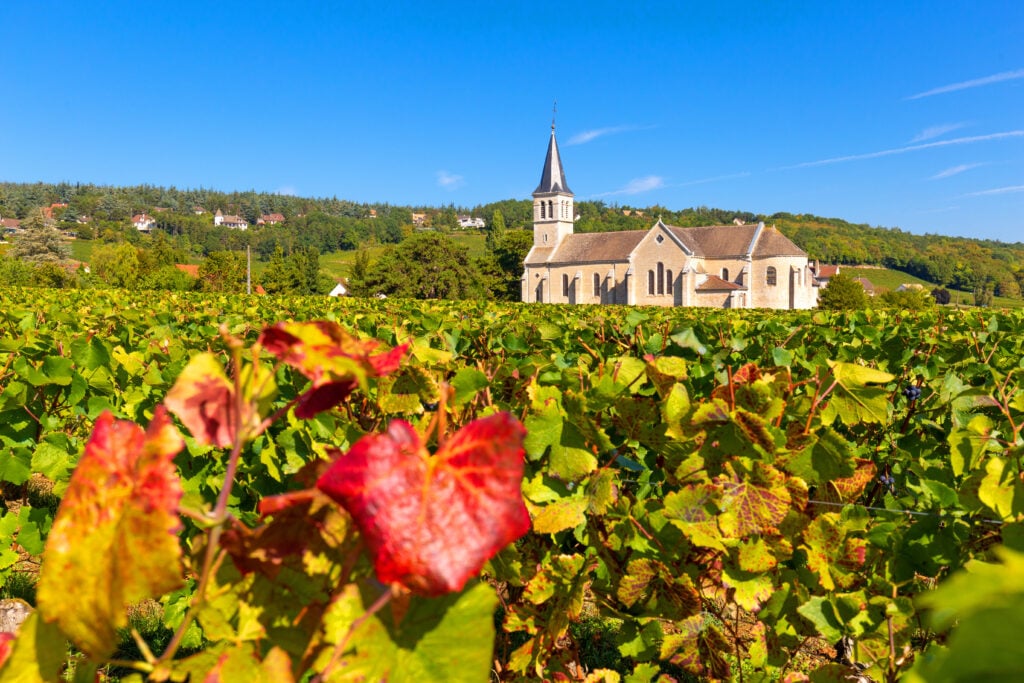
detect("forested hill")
[1,181,1022,299]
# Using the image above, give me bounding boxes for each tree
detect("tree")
[931,287,951,305]
[817,272,869,310]
[9,211,71,264]
[879,288,935,310]
[197,251,247,292]
[361,232,486,300]
[486,209,507,251]
[91,243,142,289]
[488,229,532,300]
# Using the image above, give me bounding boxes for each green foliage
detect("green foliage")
[8,216,71,265]
[817,272,869,309]
[1,289,1024,679]
[358,232,487,300]
[878,287,935,310]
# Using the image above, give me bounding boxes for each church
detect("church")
[521,126,819,309]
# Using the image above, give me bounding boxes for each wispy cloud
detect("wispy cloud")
[567,124,654,145]
[436,170,464,190]
[962,184,1024,197]
[592,175,665,197]
[779,131,1024,170]
[930,163,985,180]
[676,171,751,187]
[275,185,298,196]
[906,68,1024,100]
[910,122,968,143]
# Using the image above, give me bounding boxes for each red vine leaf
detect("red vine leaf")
[0,632,13,667]
[717,465,791,538]
[317,413,530,596]
[36,409,185,659]
[164,352,259,447]
[259,321,408,418]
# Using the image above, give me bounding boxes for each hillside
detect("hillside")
[2,181,1022,303]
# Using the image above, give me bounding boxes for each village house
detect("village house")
[458,215,486,229]
[214,209,249,230]
[132,213,156,232]
[257,213,286,226]
[522,126,818,309]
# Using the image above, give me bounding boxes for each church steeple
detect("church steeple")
[532,119,574,249]
[534,125,572,195]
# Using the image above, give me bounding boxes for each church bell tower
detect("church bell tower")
[532,121,574,249]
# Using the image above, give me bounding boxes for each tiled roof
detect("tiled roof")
[524,246,555,265]
[547,231,645,263]
[816,264,839,278]
[751,226,806,257]
[175,264,200,277]
[697,274,743,291]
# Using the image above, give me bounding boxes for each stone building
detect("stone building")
[521,126,818,309]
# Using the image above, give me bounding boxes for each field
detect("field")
[319,230,487,279]
[845,265,1024,308]
[1,287,1022,680]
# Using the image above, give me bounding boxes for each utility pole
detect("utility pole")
[246,245,251,295]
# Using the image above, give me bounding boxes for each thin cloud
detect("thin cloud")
[676,171,751,187]
[779,131,1024,170]
[906,68,1024,100]
[567,124,654,145]
[930,163,985,180]
[910,122,967,143]
[275,185,298,196]
[436,170,464,190]
[592,175,665,197]
[962,184,1024,197]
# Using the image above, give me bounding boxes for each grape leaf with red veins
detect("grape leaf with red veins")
[259,321,408,418]
[164,352,261,447]
[36,408,185,659]
[316,413,531,596]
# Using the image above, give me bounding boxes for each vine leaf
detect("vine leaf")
[821,361,894,426]
[164,352,260,447]
[317,413,530,595]
[259,321,408,418]
[36,408,185,659]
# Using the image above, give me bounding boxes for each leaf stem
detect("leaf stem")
[313,588,394,682]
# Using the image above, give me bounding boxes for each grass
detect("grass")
[844,266,1024,309]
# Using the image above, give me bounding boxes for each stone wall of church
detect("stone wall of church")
[748,256,818,309]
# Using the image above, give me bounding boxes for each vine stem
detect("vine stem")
[312,588,394,682]
[156,341,248,666]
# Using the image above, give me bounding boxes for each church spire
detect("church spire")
[534,122,572,195]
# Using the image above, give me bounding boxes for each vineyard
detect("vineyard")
[0,287,1023,681]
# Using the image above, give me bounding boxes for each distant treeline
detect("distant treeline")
[2,181,1021,298]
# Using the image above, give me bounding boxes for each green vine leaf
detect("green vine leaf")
[821,360,894,426]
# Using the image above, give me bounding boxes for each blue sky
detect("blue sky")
[1,1,1021,242]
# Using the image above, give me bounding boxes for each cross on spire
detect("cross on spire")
[552,100,557,131]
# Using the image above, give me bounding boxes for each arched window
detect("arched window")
[648,270,655,295]
[722,268,729,282]
[657,263,664,295]
[766,266,777,286]
[540,202,546,219]
[666,270,673,294]
[562,274,569,297]
[593,273,601,297]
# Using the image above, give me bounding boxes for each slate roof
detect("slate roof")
[534,128,572,195]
